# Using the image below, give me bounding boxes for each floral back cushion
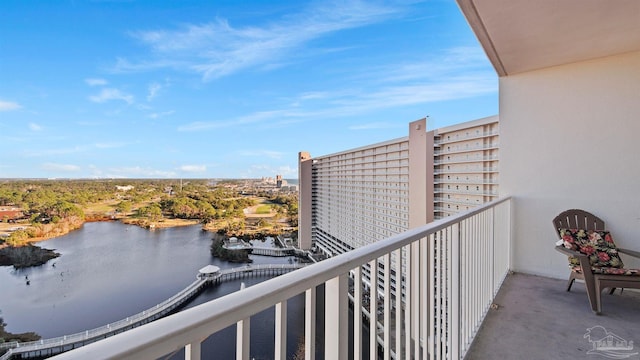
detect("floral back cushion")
[558,228,625,268]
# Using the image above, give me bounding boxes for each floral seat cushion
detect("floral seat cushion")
[559,228,626,269]
[571,265,640,276]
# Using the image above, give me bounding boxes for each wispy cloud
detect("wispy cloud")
[179,164,206,173]
[236,150,284,160]
[177,109,308,131]
[348,122,401,130]
[24,146,85,157]
[95,142,126,149]
[89,88,134,104]
[85,78,108,86]
[148,110,175,119]
[0,100,22,111]
[147,82,162,101]
[104,166,177,178]
[42,163,81,172]
[29,123,43,131]
[177,46,496,131]
[116,1,401,80]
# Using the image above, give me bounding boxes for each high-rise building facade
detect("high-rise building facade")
[299,115,498,256]
[432,116,500,219]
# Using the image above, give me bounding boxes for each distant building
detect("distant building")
[432,116,499,219]
[298,115,499,252]
[298,116,499,298]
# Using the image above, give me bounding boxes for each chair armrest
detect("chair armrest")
[618,248,640,259]
[555,246,593,275]
[555,245,585,258]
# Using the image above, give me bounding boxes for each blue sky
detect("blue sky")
[0,0,498,179]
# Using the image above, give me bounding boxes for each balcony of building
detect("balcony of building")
[433,130,499,146]
[433,155,499,165]
[28,197,637,360]
[433,143,499,156]
[466,272,640,359]
[28,198,511,360]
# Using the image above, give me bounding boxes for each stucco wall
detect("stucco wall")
[500,50,640,278]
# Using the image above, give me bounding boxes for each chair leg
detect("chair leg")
[566,273,576,291]
[585,279,600,314]
[608,287,616,295]
[578,261,599,314]
[595,279,603,314]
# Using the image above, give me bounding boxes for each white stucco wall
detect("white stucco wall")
[500,50,640,278]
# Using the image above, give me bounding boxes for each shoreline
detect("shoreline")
[0,218,206,268]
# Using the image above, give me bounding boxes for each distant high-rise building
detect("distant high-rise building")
[276,175,283,188]
[299,115,499,253]
[432,116,500,219]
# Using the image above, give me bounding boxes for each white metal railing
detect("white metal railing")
[434,130,499,145]
[434,143,499,155]
[0,279,205,360]
[49,197,511,360]
[0,264,304,360]
[434,155,498,165]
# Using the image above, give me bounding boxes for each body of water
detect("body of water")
[0,221,367,359]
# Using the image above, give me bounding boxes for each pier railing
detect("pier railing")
[0,264,304,360]
[50,197,511,360]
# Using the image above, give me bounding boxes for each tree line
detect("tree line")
[0,179,298,245]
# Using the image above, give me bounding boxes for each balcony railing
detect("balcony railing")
[52,197,511,360]
[433,130,499,145]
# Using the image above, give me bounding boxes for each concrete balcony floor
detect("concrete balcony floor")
[467,273,640,360]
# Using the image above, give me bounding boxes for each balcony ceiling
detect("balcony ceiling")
[457,0,640,76]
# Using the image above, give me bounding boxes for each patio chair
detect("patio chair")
[553,209,640,314]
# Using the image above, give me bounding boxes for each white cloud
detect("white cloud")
[177,46,496,132]
[29,123,43,131]
[177,109,310,131]
[298,92,330,101]
[147,82,162,101]
[148,110,175,119]
[89,88,134,104]
[95,142,125,149]
[179,165,206,173]
[42,163,81,172]
[104,166,177,178]
[237,150,284,160]
[348,122,401,130]
[85,78,108,86]
[117,1,400,80]
[0,100,22,111]
[24,145,85,157]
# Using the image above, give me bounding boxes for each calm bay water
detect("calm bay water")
[0,221,367,359]
[0,222,308,358]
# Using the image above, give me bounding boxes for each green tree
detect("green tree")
[115,200,132,214]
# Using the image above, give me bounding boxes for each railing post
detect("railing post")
[237,282,250,360]
[369,259,378,360]
[394,248,403,359]
[325,274,348,359]
[236,317,250,360]
[450,223,460,360]
[185,342,201,360]
[305,287,316,360]
[383,253,391,360]
[415,236,433,360]
[354,266,363,360]
[275,301,287,360]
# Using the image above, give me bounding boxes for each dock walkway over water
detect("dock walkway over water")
[0,264,304,360]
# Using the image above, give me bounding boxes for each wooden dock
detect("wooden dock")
[0,264,305,360]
